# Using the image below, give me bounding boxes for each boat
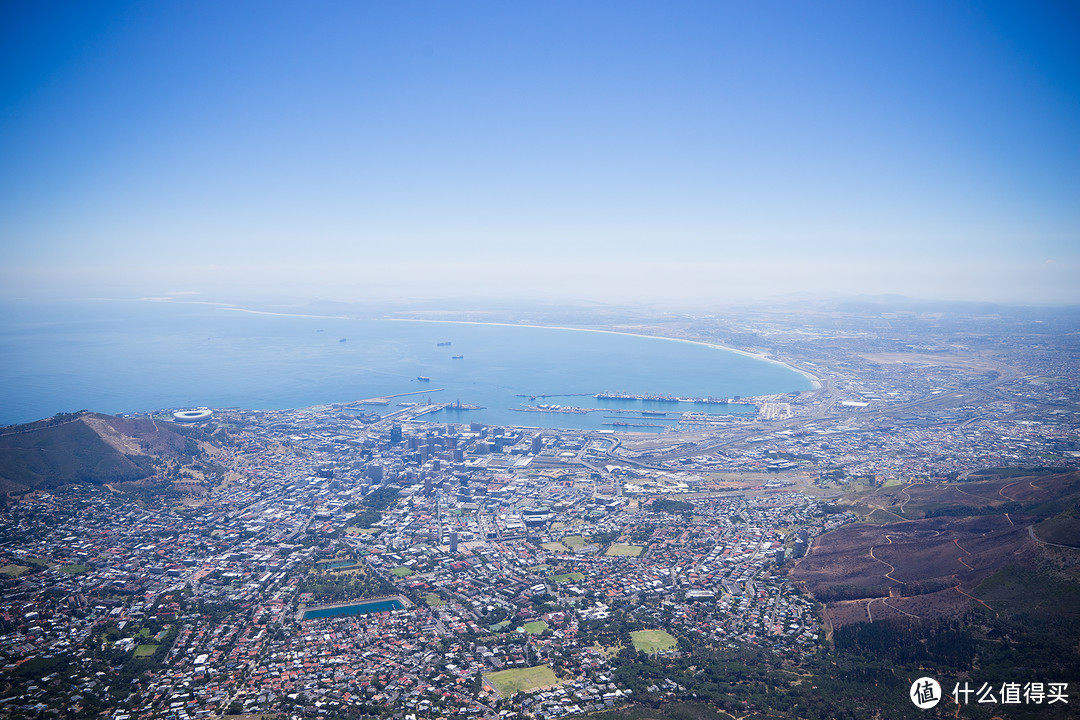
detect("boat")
[437,341,452,346]
[339,338,347,343]
[451,355,464,359]
[417,376,430,382]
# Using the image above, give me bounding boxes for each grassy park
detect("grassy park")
[631,629,677,653]
[58,564,89,575]
[549,572,585,582]
[562,535,587,549]
[487,665,560,696]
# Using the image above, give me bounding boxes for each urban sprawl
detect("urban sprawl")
[2,306,1078,719]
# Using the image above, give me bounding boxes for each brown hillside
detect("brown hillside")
[791,470,1080,628]
[0,413,193,494]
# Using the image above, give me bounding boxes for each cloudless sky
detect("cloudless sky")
[1,0,1078,304]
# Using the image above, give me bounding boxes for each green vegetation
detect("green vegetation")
[522,620,549,634]
[58,563,89,575]
[0,410,89,433]
[340,486,402,530]
[541,541,570,553]
[0,417,155,491]
[568,702,735,720]
[298,565,397,603]
[487,665,560,696]
[422,593,445,607]
[968,466,1071,479]
[605,543,643,557]
[975,564,1080,622]
[390,566,414,577]
[133,644,159,658]
[631,629,676,653]
[650,498,694,514]
[1034,504,1080,547]
[0,564,29,577]
[561,535,587,549]
[549,571,585,583]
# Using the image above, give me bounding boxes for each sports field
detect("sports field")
[486,665,560,696]
[549,572,585,582]
[605,543,643,557]
[631,629,677,653]
[59,564,89,575]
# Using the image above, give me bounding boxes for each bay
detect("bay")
[0,300,814,431]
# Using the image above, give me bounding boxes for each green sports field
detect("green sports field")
[549,572,585,582]
[631,629,677,653]
[486,665,560,696]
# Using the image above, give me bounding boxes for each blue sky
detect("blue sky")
[2,0,1078,304]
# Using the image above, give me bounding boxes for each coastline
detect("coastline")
[127,297,821,390]
[389,316,823,391]
[1,299,820,425]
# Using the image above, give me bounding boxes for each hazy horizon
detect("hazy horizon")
[3,1,1078,306]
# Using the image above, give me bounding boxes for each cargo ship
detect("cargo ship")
[595,391,679,402]
[595,391,729,404]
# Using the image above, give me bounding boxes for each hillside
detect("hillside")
[0,412,197,495]
[791,470,1080,628]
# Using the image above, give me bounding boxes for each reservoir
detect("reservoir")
[301,597,407,620]
[0,299,815,429]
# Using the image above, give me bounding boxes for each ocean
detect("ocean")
[0,299,814,431]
